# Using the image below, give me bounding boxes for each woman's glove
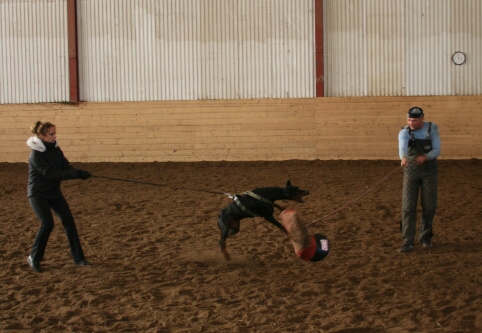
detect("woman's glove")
[77,170,92,180]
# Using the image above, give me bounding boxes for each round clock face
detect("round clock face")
[452,51,466,65]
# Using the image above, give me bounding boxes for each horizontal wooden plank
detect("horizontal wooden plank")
[1,96,481,162]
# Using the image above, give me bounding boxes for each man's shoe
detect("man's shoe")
[27,256,42,272]
[74,260,92,266]
[398,242,414,253]
[422,238,433,248]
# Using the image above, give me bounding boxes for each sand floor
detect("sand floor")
[1,159,481,332]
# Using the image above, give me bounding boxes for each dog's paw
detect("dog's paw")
[221,249,231,261]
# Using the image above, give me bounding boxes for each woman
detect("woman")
[26,121,92,272]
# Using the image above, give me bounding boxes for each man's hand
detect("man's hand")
[414,155,428,165]
[401,155,428,167]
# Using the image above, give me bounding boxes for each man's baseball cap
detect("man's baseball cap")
[407,106,424,118]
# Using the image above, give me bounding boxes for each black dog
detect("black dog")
[217,180,309,260]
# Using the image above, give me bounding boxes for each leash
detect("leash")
[305,165,403,228]
[93,164,401,222]
[92,175,232,197]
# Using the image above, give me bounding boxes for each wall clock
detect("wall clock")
[452,51,466,65]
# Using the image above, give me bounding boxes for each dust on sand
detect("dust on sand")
[1,160,481,332]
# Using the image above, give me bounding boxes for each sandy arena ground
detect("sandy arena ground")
[1,159,481,332]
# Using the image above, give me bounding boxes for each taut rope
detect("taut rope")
[305,165,402,227]
[92,175,232,197]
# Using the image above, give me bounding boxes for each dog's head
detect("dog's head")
[284,179,309,203]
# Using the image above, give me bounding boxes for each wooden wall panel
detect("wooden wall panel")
[0,96,480,162]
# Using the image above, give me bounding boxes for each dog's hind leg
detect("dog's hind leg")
[217,211,233,260]
[218,228,230,260]
[220,219,241,261]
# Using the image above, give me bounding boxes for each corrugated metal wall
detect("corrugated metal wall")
[77,0,315,101]
[324,0,482,97]
[0,0,69,104]
[1,0,480,103]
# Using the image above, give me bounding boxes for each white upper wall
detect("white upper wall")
[323,0,482,96]
[0,0,69,104]
[1,0,481,103]
[77,0,315,101]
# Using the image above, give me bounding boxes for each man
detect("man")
[398,107,441,253]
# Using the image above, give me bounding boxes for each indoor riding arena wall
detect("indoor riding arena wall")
[1,96,480,163]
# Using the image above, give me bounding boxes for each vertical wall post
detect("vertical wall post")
[315,0,324,97]
[67,0,79,102]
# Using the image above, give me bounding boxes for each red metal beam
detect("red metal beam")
[67,0,79,102]
[315,0,324,97]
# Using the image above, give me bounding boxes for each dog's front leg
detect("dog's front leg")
[265,216,288,234]
[273,203,287,211]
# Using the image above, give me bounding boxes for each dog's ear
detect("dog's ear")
[286,179,292,187]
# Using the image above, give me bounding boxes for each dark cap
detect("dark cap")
[407,106,424,118]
